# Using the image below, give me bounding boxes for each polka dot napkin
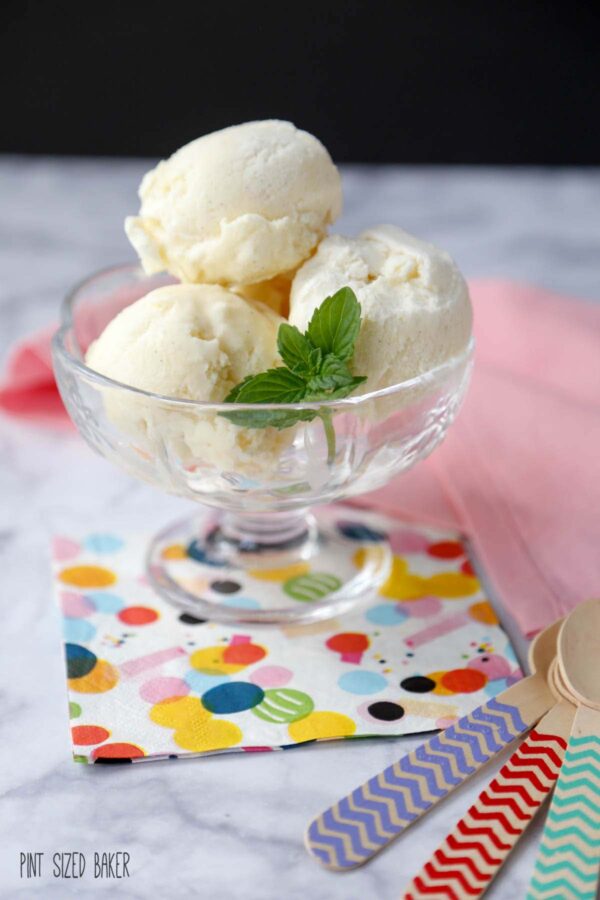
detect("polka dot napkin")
[52,511,520,764]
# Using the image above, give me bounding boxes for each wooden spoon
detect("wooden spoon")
[558,598,600,710]
[305,619,559,871]
[529,599,600,899]
[549,658,573,704]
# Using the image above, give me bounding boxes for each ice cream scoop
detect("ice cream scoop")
[85,283,290,473]
[125,120,342,287]
[289,225,472,393]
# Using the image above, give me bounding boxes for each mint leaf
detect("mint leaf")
[222,367,311,430]
[307,354,355,392]
[221,407,317,430]
[308,347,323,372]
[307,287,362,361]
[277,324,319,375]
[224,374,255,403]
[224,368,307,404]
[306,376,367,402]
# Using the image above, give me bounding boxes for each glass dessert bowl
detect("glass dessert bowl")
[52,264,474,625]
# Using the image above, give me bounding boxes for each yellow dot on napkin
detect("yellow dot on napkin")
[150,696,211,728]
[355,552,423,599]
[190,646,244,675]
[173,719,242,752]
[373,555,424,599]
[59,564,116,588]
[149,696,242,752]
[161,544,187,560]
[423,572,479,598]
[248,562,310,582]
[427,671,456,696]
[68,659,119,694]
[359,552,479,600]
[469,600,498,624]
[288,711,356,742]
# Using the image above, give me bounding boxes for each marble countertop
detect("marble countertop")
[1,158,599,899]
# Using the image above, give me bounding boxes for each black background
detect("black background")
[2,0,599,163]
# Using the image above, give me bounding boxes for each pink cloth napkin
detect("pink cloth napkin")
[2,279,599,636]
[0,324,71,427]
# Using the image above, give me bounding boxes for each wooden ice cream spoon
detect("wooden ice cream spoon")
[558,598,600,710]
[549,657,575,704]
[529,599,600,899]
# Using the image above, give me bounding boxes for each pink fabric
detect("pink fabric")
[1,279,599,635]
[0,324,71,427]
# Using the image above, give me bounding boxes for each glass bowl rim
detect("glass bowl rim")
[52,262,475,413]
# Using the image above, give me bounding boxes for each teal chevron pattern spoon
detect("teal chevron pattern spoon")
[528,599,600,899]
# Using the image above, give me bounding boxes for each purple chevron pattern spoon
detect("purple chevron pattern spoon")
[305,619,559,871]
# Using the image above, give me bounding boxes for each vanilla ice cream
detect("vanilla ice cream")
[289,225,472,393]
[232,271,294,317]
[125,120,342,286]
[86,284,290,474]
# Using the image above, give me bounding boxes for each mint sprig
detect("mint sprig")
[220,287,367,459]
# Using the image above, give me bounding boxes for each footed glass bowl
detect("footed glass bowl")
[52,264,473,624]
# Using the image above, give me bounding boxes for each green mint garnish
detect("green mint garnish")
[220,286,367,461]
[306,285,362,361]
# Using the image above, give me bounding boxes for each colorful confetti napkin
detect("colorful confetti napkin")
[52,511,521,764]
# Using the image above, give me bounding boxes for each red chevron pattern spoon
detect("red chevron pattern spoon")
[403,700,574,899]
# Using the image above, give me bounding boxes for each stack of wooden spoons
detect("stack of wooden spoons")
[304,599,600,899]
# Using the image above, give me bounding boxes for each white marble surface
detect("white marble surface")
[1,158,599,899]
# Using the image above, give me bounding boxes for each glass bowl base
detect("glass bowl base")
[146,506,391,625]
